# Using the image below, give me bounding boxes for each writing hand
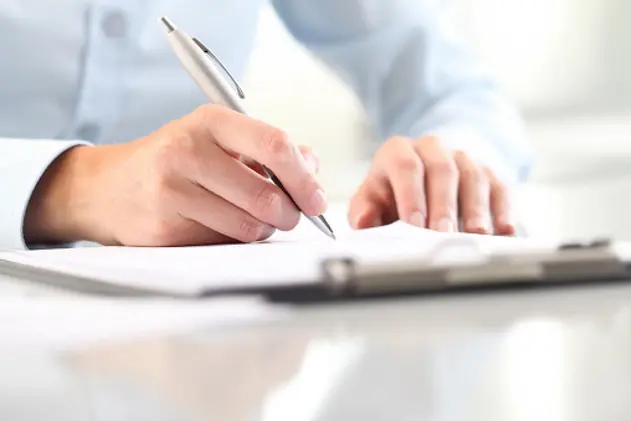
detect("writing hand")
[24,105,324,246]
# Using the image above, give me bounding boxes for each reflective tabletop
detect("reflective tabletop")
[3,282,631,421]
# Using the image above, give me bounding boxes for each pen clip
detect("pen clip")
[192,37,245,99]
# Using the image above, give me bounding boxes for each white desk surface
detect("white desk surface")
[2,278,631,421]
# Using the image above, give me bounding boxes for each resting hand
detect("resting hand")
[348,136,515,235]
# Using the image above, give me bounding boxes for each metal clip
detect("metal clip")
[192,37,245,99]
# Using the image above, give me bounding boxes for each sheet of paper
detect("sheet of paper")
[0,210,549,297]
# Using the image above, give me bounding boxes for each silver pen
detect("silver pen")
[159,16,335,240]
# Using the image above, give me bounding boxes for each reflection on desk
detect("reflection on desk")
[3,283,631,421]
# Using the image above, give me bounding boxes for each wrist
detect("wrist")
[23,145,102,245]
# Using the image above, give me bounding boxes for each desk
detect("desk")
[2,282,631,421]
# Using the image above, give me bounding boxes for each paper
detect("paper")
[0,213,547,297]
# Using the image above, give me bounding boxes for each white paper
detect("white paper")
[0,214,549,297]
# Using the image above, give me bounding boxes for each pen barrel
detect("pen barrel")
[166,30,247,114]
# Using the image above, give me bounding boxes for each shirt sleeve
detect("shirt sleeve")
[0,138,89,250]
[271,0,533,185]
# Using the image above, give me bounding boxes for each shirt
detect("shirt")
[0,0,532,250]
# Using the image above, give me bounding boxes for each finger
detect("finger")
[485,168,516,235]
[189,105,326,217]
[155,218,237,247]
[348,173,392,229]
[298,145,320,174]
[453,151,491,234]
[414,137,458,232]
[348,195,383,229]
[240,146,318,176]
[376,137,426,228]
[178,181,276,243]
[189,142,301,231]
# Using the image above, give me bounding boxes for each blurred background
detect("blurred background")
[242,0,631,241]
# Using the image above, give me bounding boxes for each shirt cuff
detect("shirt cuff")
[0,139,91,250]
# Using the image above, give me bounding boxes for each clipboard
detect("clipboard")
[263,237,631,303]
[1,237,629,303]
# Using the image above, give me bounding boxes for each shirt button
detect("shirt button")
[101,11,127,39]
[76,123,101,142]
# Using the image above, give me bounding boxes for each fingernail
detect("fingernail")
[409,211,425,228]
[310,189,328,214]
[499,215,514,227]
[433,217,454,232]
[466,217,490,233]
[497,215,516,235]
[258,225,276,240]
[368,214,382,228]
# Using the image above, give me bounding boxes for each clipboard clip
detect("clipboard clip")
[320,237,626,297]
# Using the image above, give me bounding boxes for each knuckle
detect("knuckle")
[393,153,420,173]
[296,173,319,197]
[386,136,411,148]
[381,136,412,160]
[150,168,172,193]
[153,133,193,170]
[237,216,266,243]
[192,104,225,133]
[194,103,222,122]
[173,132,196,156]
[152,137,177,169]
[462,166,487,186]
[251,185,283,219]
[428,159,458,179]
[262,128,291,158]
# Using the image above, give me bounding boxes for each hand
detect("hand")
[348,136,515,235]
[24,105,326,246]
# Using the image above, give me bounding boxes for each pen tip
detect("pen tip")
[159,16,175,33]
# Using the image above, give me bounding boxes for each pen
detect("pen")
[159,16,335,240]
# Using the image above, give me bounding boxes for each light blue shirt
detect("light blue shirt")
[0,0,532,249]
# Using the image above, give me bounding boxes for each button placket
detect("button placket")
[70,4,136,143]
[101,11,128,39]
